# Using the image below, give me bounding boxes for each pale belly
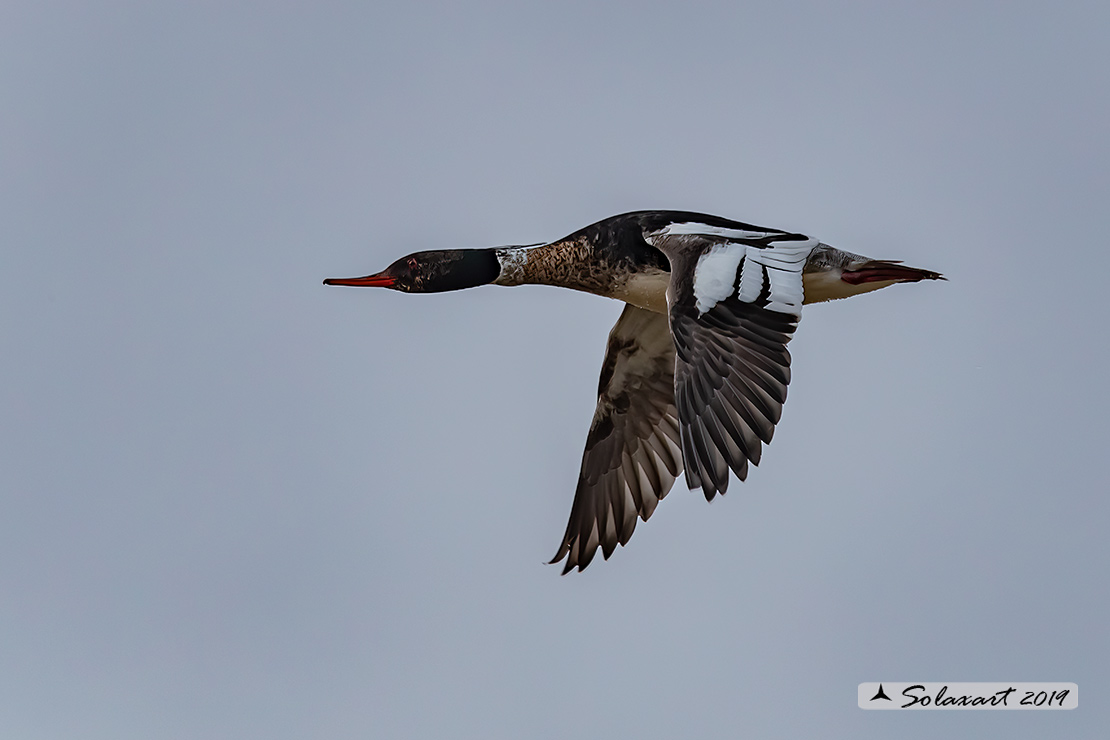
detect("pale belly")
[612,270,671,314]
[801,271,896,304]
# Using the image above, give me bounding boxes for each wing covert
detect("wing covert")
[644,222,812,501]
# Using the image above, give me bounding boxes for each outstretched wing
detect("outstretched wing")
[669,298,797,500]
[551,303,683,574]
[646,221,816,500]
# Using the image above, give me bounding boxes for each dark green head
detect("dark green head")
[324,248,501,293]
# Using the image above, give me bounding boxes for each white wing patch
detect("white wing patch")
[740,238,815,314]
[646,220,818,316]
[690,235,817,316]
[693,243,746,314]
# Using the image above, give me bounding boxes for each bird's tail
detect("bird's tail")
[841,260,945,285]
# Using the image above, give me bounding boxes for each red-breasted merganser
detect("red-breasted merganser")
[325,211,943,573]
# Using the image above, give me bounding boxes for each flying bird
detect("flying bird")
[325,211,943,573]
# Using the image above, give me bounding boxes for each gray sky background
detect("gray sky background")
[3,2,1108,738]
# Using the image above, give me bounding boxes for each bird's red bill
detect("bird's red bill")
[323,272,395,287]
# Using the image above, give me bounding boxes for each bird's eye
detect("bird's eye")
[407,257,419,271]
